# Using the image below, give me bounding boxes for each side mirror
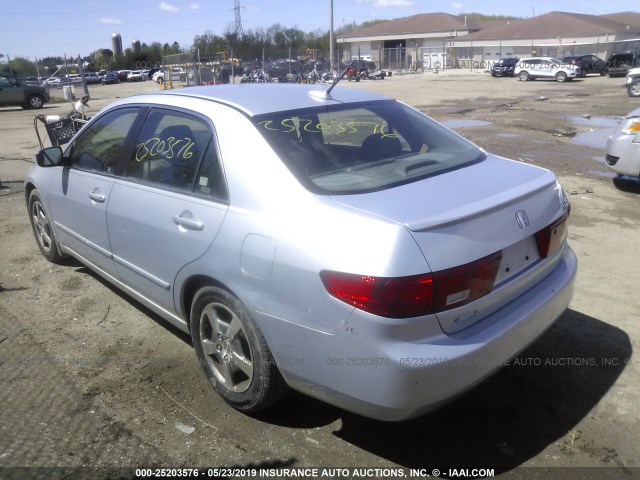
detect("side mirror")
[36,146,65,167]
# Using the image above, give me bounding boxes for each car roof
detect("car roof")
[140,84,394,116]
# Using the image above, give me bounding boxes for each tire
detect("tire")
[556,71,568,83]
[156,77,164,84]
[25,95,44,109]
[628,80,640,97]
[190,286,288,412]
[518,71,529,81]
[28,189,65,263]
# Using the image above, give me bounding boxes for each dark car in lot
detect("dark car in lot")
[0,73,49,109]
[562,55,606,76]
[491,57,520,77]
[101,71,120,85]
[606,51,639,77]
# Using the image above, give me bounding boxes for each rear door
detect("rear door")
[107,107,228,313]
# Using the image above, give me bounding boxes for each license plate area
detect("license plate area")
[494,236,540,285]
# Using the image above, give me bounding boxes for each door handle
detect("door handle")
[88,190,106,203]
[173,212,204,231]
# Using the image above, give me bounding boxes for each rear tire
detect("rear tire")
[24,95,44,109]
[190,286,288,412]
[628,80,640,97]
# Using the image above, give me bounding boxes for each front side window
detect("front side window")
[126,109,224,197]
[253,100,485,194]
[68,107,140,173]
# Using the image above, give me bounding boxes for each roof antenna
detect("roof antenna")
[325,61,353,97]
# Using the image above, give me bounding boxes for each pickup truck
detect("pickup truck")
[0,73,50,109]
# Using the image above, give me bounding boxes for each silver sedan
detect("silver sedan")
[25,84,576,420]
[606,107,640,178]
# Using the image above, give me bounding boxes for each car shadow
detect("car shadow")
[613,175,640,194]
[72,264,193,345]
[256,309,631,472]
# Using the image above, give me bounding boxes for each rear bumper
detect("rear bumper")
[260,245,577,421]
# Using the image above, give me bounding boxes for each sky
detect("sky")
[1,0,639,60]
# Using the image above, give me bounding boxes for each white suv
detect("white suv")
[515,57,580,82]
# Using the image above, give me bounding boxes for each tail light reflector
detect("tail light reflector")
[320,251,502,319]
[535,214,568,258]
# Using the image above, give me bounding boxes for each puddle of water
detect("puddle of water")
[496,133,521,138]
[566,115,620,150]
[572,128,614,150]
[442,119,493,128]
[566,115,621,128]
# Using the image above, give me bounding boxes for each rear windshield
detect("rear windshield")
[252,100,485,194]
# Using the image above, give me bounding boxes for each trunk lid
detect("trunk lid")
[331,155,567,333]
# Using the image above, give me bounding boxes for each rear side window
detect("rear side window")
[253,100,485,194]
[126,109,227,200]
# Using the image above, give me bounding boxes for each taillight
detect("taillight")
[535,214,568,258]
[319,271,435,318]
[320,251,502,319]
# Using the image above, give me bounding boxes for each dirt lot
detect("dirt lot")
[1,73,639,479]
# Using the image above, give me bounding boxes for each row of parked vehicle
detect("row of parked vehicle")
[490,51,639,86]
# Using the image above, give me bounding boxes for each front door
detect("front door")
[47,107,142,276]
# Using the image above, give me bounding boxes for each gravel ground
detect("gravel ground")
[1,72,639,479]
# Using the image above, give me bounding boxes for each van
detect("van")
[605,51,639,77]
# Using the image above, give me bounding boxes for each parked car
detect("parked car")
[127,70,146,82]
[20,76,45,86]
[43,76,62,86]
[0,73,49,109]
[83,72,101,84]
[626,67,640,97]
[606,107,640,178]
[266,60,301,81]
[515,57,580,82]
[147,67,162,79]
[491,57,520,77]
[25,84,576,421]
[561,55,606,76]
[152,68,186,84]
[100,71,120,85]
[116,70,132,82]
[605,51,639,77]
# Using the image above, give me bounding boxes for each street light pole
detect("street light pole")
[330,0,335,74]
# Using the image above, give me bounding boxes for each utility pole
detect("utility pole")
[234,0,244,38]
